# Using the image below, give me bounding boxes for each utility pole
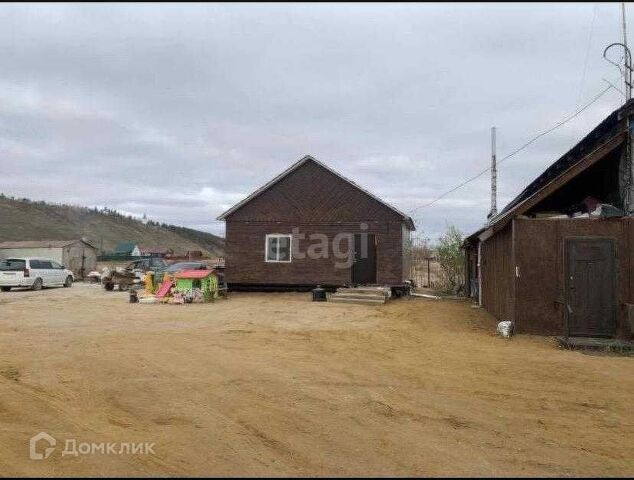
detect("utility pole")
[488,126,497,221]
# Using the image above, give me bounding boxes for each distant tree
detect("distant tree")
[435,224,465,294]
[408,234,433,261]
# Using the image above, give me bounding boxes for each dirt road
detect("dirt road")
[0,285,632,476]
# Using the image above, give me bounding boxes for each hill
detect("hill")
[0,195,224,257]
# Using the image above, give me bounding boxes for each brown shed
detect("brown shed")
[217,155,415,290]
[464,101,634,340]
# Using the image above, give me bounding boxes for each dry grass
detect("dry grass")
[0,285,632,476]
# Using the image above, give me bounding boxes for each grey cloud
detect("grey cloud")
[0,3,627,239]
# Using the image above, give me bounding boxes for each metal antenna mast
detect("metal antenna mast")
[605,3,634,214]
[604,4,633,103]
[489,126,497,220]
[603,42,632,102]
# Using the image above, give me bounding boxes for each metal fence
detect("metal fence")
[97,254,141,262]
[406,236,441,288]
[409,256,442,289]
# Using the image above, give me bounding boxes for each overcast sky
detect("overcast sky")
[0,3,629,240]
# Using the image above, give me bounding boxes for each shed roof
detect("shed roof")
[465,99,633,243]
[216,155,415,230]
[0,239,95,249]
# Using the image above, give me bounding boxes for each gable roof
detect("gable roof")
[466,100,632,242]
[0,239,96,249]
[217,155,415,230]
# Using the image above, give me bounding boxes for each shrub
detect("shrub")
[435,225,465,294]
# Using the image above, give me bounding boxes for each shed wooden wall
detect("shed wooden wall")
[225,159,409,287]
[513,217,632,337]
[463,244,479,299]
[629,218,634,306]
[480,224,514,321]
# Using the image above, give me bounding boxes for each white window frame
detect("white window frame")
[265,234,292,263]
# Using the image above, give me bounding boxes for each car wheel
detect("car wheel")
[0,287,10,292]
[64,276,73,288]
[104,282,114,291]
[118,283,129,292]
[32,278,43,291]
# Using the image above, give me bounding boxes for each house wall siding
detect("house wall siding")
[224,160,409,286]
[226,221,404,286]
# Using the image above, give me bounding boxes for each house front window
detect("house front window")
[265,234,292,263]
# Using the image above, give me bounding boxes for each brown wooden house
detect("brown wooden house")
[464,101,634,340]
[217,155,415,290]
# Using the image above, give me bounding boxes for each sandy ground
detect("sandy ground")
[0,285,632,477]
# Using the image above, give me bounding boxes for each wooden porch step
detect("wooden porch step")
[327,285,391,305]
[328,296,386,305]
[337,287,390,296]
[331,292,387,301]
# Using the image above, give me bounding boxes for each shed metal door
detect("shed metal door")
[565,238,616,337]
[352,234,376,284]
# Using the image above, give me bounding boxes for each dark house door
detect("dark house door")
[565,238,616,337]
[352,234,377,284]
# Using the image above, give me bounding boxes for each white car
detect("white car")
[0,258,74,291]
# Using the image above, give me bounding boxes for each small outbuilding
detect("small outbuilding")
[174,269,219,301]
[217,155,415,290]
[114,242,141,257]
[464,101,634,340]
[0,239,97,278]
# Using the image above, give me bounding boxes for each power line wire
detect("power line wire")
[576,4,598,108]
[603,76,625,97]
[407,84,615,215]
